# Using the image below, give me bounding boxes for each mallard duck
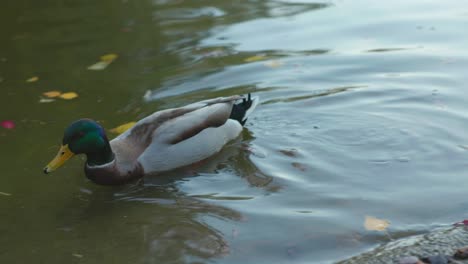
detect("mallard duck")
[44,94,259,185]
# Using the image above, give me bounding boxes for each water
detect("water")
[1,0,468,263]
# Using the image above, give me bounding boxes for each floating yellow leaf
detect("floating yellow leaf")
[364,216,390,231]
[110,122,136,134]
[263,60,283,68]
[43,91,62,98]
[39,98,55,103]
[59,92,78,100]
[100,53,118,63]
[244,55,267,62]
[88,54,118,70]
[87,61,110,70]
[26,76,39,83]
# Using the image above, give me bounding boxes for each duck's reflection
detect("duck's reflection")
[61,132,272,263]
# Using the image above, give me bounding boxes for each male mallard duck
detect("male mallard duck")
[44,94,259,185]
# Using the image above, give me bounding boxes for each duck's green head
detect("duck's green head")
[44,119,112,174]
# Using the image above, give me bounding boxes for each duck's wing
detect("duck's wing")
[153,96,242,145]
[183,95,243,109]
[112,95,242,147]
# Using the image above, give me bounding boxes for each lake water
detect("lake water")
[1,0,468,263]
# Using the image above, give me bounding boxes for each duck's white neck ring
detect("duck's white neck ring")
[86,158,116,169]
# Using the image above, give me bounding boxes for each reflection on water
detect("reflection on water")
[261,85,366,104]
[58,186,239,264]
[67,133,272,263]
[2,0,468,263]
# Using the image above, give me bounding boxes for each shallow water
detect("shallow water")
[1,0,468,263]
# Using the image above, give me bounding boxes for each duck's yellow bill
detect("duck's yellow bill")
[43,144,75,174]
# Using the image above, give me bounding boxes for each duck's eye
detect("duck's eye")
[60,151,65,156]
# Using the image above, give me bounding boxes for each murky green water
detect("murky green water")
[2,0,468,263]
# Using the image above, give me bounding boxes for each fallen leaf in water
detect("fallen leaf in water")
[143,90,152,102]
[88,53,118,70]
[42,91,78,100]
[244,55,267,62]
[26,76,39,83]
[43,91,62,98]
[72,253,83,258]
[263,60,283,68]
[364,216,390,231]
[0,191,12,196]
[110,122,136,134]
[87,61,110,70]
[1,120,15,129]
[292,162,306,171]
[279,148,299,157]
[100,53,118,62]
[39,98,55,103]
[59,92,78,100]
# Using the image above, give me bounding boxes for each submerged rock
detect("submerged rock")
[398,256,423,264]
[454,247,468,260]
[337,227,468,264]
[420,254,451,264]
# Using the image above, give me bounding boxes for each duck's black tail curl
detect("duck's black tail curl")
[229,93,259,126]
